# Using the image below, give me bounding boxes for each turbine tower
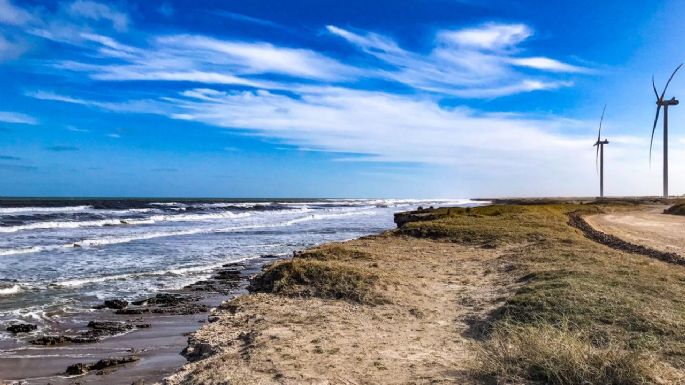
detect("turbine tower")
[594,105,609,198]
[651,63,683,198]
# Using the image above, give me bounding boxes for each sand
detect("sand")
[165,235,520,385]
[584,204,685,255]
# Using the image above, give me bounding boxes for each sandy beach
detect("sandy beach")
[163,201,685,384]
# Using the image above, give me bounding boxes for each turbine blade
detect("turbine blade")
[653,75,659,99]
[650,105,662,167]
[598,104,606,142]
[660,63,683,100]
[596,142,600,174]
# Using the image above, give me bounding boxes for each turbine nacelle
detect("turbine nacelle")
[657,97,679,106]
[593,139,609,147]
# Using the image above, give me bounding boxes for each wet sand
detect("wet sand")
[584,205,685,255]
[0,256,275,384]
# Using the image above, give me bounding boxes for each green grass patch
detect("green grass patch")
[249,259,384,305]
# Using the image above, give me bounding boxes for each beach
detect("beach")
[4,199,685,384]
[165,200,685,384]
[0,199,479,383]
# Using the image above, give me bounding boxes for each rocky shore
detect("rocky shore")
[0,254,282,384]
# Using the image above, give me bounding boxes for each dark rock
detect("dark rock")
[66,362,89,375]
[260,254,280,259]
[65,356,139,376]
[115,308,149,315]
[68,336,100,344]
[103,299,128,310]
[90,356,139,370]
[29,334,99,345]
[135,323,151,328]
[150,303,209,315]
[85,321,133,337]
[30,335,69,345]
[6,323,37,334]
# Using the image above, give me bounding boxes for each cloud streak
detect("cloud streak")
[0,111,37,124]
[326,23,589,97]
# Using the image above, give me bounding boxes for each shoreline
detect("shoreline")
[0,254,281,384]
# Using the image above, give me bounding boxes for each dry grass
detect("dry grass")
[474,323,673,385]
[664,202,685,216]
[295,244,372,261]
[398,203,685,384]
[249,258,384,304]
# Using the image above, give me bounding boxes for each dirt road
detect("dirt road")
[584,205,685,256]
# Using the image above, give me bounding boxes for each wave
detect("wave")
[0,284,21,296]
[50,258,256,289]
[0,211,251,233]
[0,209,378,257]
[0,205,92,215]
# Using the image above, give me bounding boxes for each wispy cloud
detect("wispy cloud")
[212,10,284,29]
[161,86,590,166]
[0,111,37,124]
[0,33,27,61]
[52,32,360,85]
[66,0,129,32]
[66,125,89,133]
[326,23,589,97]
[0,0,34,26]
[45,145,79,152]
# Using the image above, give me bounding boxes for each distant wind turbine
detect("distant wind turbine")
[651,63,683,198]
[594,105,609,198]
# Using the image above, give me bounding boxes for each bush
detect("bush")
[249,259,383,304]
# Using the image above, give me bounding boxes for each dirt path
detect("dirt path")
[165,236,517,385]
[584,205,685,256]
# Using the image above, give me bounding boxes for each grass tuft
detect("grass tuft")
[249,259,384,304]
[296,245,372,261]
[474,323,674,385]
[664,202,685,216]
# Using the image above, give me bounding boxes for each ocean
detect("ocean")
[0,198,482,336]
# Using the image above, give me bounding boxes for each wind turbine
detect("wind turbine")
[651,63,683,198]
[594,105,609,198]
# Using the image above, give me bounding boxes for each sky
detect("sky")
[1,0,685,198]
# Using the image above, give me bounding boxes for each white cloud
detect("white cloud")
[327,24,588,98]
[158,87,589,166]
[510,57,589,73]
[437,23,532,51]
[0,0,34,26]
[52,33,360,86]
[67,0,129,31]
[0,33,26,61]
[0,111,37,124]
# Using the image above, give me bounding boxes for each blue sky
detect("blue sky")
[1,0,684,198]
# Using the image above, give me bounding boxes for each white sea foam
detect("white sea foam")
[0,284,21,296]
[0,205,92,214]
[52,257,258,289]
[0,210,251,233]
[0,209,379,256]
